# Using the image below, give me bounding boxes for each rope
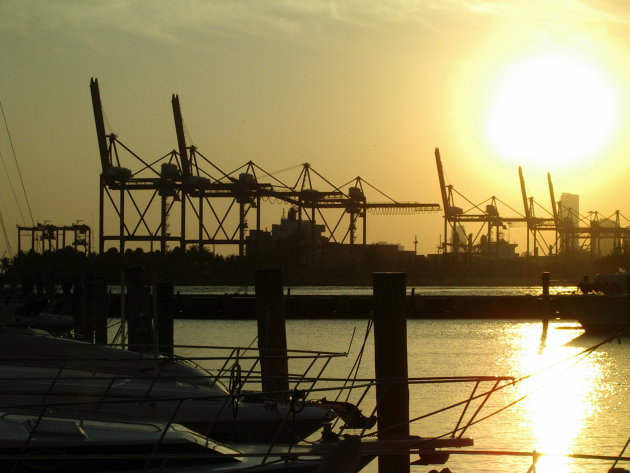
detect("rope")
[612,436,630,470]
[363,327,627,440]
[0,203,13,256]
[0,148,26,226]
[0,98,34,226]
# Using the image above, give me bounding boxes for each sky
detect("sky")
[1,0,630,258]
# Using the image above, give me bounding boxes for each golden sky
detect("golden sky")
[1,0,629,257]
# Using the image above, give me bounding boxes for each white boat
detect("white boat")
[0,364,334,443]
[556,272,630,336]
[0,329,337,443]
[0,327,219,383]
[578,272,629,295]
[0,408,475,473]
[555,293,630,336]
[0,302,73,334]
[0,410,331,473]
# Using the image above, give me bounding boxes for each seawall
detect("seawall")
[108,294,565,320]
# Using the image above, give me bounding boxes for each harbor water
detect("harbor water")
[164,286,629,473]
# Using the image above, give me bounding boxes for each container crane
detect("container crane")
[92,78,443,256]
[435,148,527,258]
[91,78,181,253]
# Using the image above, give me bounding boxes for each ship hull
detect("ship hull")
[555,295,630,336]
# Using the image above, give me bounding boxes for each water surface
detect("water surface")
[172,317,629,473]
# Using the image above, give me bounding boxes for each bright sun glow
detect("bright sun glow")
[510,323,603,473]
[484,50,621,170]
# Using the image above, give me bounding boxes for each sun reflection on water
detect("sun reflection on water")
[507,323,603,473]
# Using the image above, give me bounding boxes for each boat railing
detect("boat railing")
[4,369,627,473]
[0,410,166,432]
[0,367,510,427]
[0,358,517,448]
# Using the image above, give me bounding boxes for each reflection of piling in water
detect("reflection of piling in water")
[373,272,409,473]
[255,269,289,398]
[539,272,550,352]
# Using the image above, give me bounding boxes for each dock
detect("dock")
[108,294,564,320]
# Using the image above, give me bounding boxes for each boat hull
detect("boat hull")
[0,365,333,443]
[554,295,630,336]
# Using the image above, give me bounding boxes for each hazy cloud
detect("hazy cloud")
[459,0,627,24]
[1,0,628,53]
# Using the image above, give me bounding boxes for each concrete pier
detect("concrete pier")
[133,293,565,320]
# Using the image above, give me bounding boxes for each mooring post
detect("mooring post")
[71,276,83,338]
[61,274,72,311]
[44,273,56,299]
[542,271,550,298]
[120,272,126,349]
[540,272,551,351]
[157,281,175,356]
[21,276,34,299]
[35,273,44,296]
[373,272,410,473]
[82,274,95,344]
[151,273,159,357]
[255,269,289,398]
[93,276,108,345]
[125,267,153,353]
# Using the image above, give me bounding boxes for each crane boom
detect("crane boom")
[171,94,190,178]
[90,78,111,173]
[434,148,450,216]
[518,167,531,219]
[547,172,559,224]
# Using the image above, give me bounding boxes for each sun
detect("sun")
[483,49,621,170]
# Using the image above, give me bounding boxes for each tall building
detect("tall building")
[559,193,579,252]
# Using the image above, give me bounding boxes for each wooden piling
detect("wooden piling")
[373,272,410,473]
[151,273,159,357]
[120,272,126,349]
[125,267,153,353]
[71,277,83,338]
[156,281,175,356]
[93,276,108,345]
[254,269,289,398]
[44,273,56,299]
[542,271,550,297]
[21,276,34,299]
[81,275,95,343]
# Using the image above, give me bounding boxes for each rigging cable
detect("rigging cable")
[363,326,628,441]
[0,98,35,226]
[0,148,26,224]
[0,202,13,257]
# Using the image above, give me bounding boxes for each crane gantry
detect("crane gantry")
[436,147,630,258]
[91,78,440,255]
